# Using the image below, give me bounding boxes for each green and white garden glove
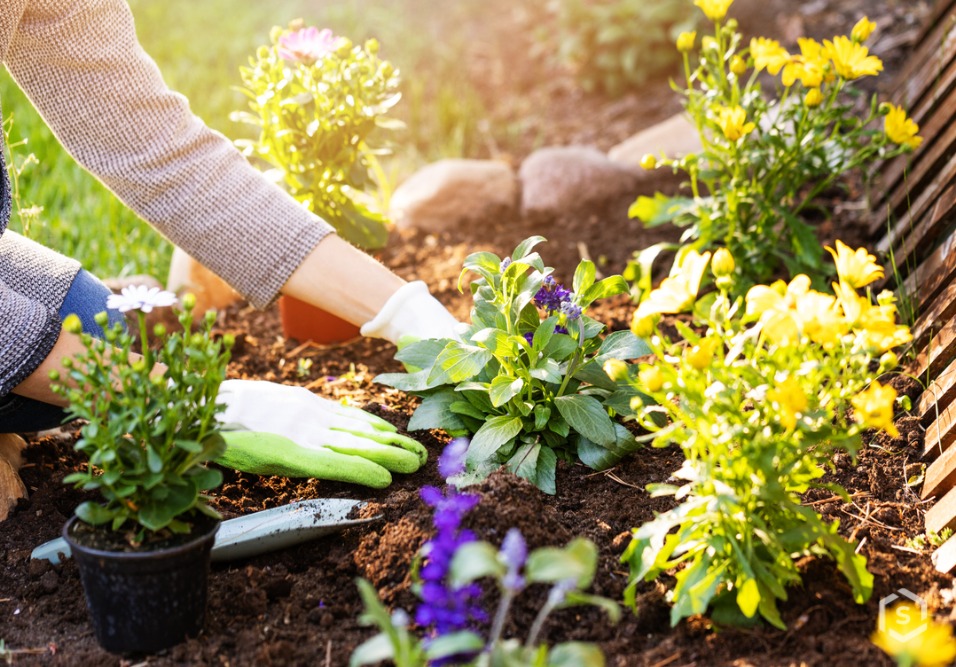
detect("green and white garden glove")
[215,379,427,489]
[360,280,463,345]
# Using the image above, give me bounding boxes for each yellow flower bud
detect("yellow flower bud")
[685,338,718,370]
[702,36,718,52]
[730,55,747,76]
[132,359,148,374]
[711,248,736,277]
[182,292,197,311]
[640,153,657,170]
[153,323,167,338]
[48,369,60,382]
[630,313,657,338]
[676,31,697,53]
[62,313,83,335]
[879,351,899,372]
[851,16,876,43]
[603,359,630,382]
[805,88,824,108]
[94,311,110,328]
[223,333,237,348]
[639,366,665,392]
[365,38,380,54]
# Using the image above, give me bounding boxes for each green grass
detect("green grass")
[2,0,495,279]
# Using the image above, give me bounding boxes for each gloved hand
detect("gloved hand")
[360,280,462,344]
[215,379,427,489]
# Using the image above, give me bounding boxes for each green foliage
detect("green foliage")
[351,535,618,667]
[541,0,696,96]
[52,299,232,539]
[376,237,649,493]
[233,24,401,249]
[619,245,913,627]
[629,7,919,291]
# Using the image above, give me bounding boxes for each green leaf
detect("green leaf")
[374,370,441,392]
[349,634,396,667]
[75,501,114,526]
[560,592,621,624]
[530,358,564,384]
[629,193,677,226]
[425,632,485,661]
[408,390,468,432]
[472,328,519,357]
[596,330,651,363]
[449,400,487,422]
[489,376,525,407]
[507,442,541,484]
[466,415,524,464]
[533,405,552,431]
[449,541,505,587]
[547,643,606,667]
[394,338,447,370]
[736,578,760,619]
[460,251,502,289]
[526,537,598,587]
[581,275,629,305]
[554,395,616,446]
[572,260,596,295]
[533,315,560,352]
[542,335,578,362]
[576,424,640,470]
[428,343,493,384]
[572,361,617,392]
[512,236,547,260]
[535,447,558,495]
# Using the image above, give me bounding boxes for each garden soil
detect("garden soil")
[0,1,945,665]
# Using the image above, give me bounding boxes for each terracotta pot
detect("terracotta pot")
[278,295,361,344]
[64,515,219,654]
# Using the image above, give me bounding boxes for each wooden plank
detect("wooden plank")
[900,231,956,306]
[910,272,956,350]
[926,484,956,534]
[922,441,956,498]
[924,396,956,460]
[932,531,956,573]
[877,161,956,269]
[918,360,956,427]
[885,107,956,223]
[912,315,956,384]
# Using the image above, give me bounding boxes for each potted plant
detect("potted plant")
[232,23,402,344]
[50,287,233,654]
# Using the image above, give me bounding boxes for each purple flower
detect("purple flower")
[277,27,338,64]
[534,280,572,314]
[554,325,569,335]
[500,257,512,271]
[560,301,582,320]
[438,438,469,479]
[523,332,535,345]
[416,485,486,636]
[499,529,527,592]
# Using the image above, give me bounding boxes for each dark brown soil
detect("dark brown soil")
[0,1,943,665]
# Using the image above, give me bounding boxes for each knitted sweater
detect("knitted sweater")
[0,0,335,397]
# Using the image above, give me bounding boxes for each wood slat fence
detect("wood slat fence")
[872,0,956,572]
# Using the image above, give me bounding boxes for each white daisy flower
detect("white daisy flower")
[106,285,178,313]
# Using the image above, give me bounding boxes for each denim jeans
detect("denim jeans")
[0,270,125,433]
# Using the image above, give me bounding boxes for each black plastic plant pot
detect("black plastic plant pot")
[62,515,219,654]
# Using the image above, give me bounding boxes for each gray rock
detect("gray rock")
[518,146,640,217]
[390,159,518,232]
[607,113,702,170]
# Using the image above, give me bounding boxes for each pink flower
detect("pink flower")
[277,27,338,64]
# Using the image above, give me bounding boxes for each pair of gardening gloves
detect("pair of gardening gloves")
[216,282,460,489]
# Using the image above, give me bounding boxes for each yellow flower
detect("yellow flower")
[858,304,912,353]
[677,31,697,53]
[872,602,956,667]
[852,16,877,43]
[832,280,867,324]
[800,291,847,348]
[782,39,828,88]
[825,35,883,79]
[730,55,747,76]
[884,103,923,149]
[716,105,756,141]
[805,88,824,107]
[852,380,899,438]
[630,313,657,338]
[640,153,658,170]
[767,376,807,430]
[685,337,719,370]
[694,0,734,21]
[603,359,629,382]
[750,37,790,75]
[826,240,884,288]
[711,248,735,277]
[639,365,665,392]
[634,250,712,320]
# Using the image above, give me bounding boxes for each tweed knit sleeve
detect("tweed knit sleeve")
[3,0,335,309]
[0,278,61,397]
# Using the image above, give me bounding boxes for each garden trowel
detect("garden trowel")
[31,497,380,565]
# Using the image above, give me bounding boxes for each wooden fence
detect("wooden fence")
[871,0,956,573]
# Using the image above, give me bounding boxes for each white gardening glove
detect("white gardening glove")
[360,280,462,345]
[214,379,427,488]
